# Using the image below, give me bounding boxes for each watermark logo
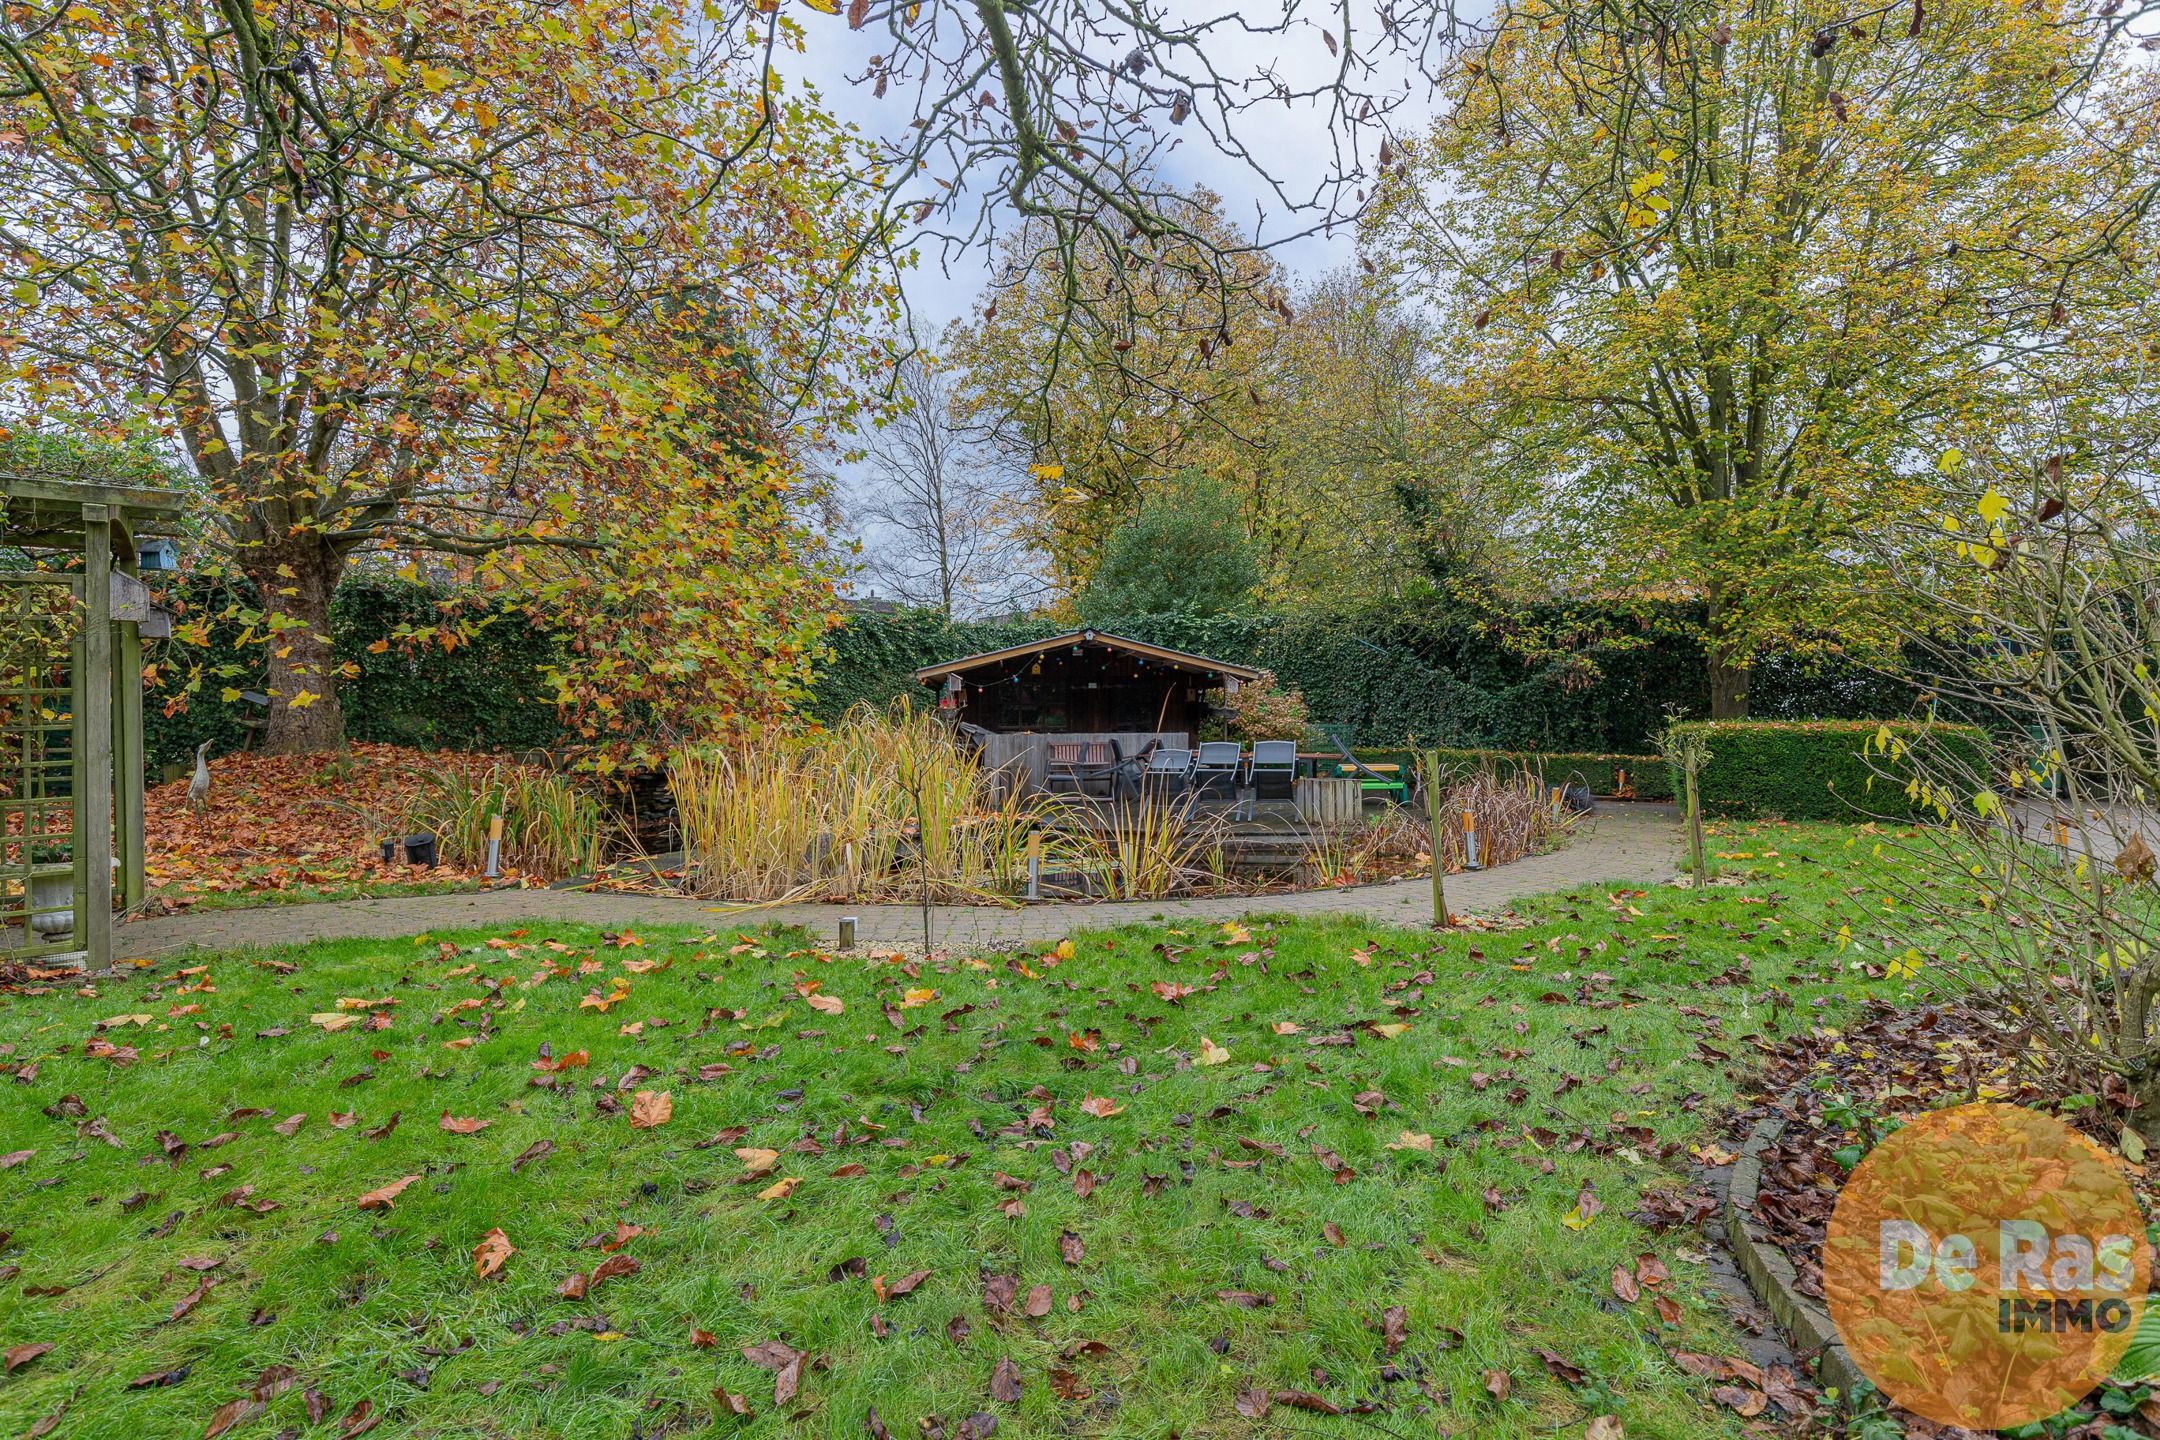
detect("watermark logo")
[1823,1102,2150,1429]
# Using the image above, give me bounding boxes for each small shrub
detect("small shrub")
[1663,719,1989,820]
[1221,670,1308,744]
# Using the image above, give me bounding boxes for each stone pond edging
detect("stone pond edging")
[1721,1109,1867,1400]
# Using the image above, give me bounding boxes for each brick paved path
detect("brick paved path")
[117,803,1680,959]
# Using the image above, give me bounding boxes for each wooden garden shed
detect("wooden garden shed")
[915,629,1260,738]
[1,473,185,971]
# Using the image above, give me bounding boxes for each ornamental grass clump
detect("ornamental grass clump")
[410,765,607,881]
[669,702,1046,904]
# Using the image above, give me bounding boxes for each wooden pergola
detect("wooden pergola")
[1,474,184,971]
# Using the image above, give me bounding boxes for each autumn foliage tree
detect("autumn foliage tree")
[0,0,893,752]
[1373,0,2160,715]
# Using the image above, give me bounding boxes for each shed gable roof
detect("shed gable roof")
[912,629,1261,684]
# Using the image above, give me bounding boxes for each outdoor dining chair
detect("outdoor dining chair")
[1140,746,1191,801]
[1046,740,1103,797]
[1248,740,1298,804]
[1189,741,1244,804]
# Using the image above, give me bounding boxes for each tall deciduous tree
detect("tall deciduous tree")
[1372,0,2159,716]
[851,355,1043,616]
[1,0,892,751]
[946,190,1289,587]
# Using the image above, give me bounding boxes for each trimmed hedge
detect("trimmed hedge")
[1426,747,1674,801]
[145,574,563,772]
[1665,719,1990,820]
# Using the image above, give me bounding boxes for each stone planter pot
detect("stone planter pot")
[28,865,74,939]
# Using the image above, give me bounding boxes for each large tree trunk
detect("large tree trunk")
[1705,582,1751,719]
[1708,656,1751,719]
[244,540,347,754]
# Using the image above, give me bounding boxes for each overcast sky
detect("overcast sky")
[774,4,1443,600]
[773,7,1428,336]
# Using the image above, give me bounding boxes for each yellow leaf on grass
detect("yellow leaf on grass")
[735,1147,780,1173]
[1369,1022,1411,1040]
[758,1176,800,1201]
[1195,1037,1231,1066]
[628,1090,672,1128]
[1385,1131,1434,1151]
[310,1013,359,1031]
[898,987,938,1008]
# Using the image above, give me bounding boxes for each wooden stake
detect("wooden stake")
[1420,749,1450,928]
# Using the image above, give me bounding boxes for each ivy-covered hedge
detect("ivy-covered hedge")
[143,580,1936,775]
[814,601,1713,750]
[1426,747,1675,801]
[815,600,1925,753]
[145,575,562,772]
[1666,719,1990,820]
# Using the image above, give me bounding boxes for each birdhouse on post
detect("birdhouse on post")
[0,472,187,972]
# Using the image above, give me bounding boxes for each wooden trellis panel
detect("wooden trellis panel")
[0,573,81,964]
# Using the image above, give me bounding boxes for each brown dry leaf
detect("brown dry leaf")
[1712,1386,1767,1418]
[203,1396,265,1438]
[1057,1231,1084,1265]
[590,1253,640,1288]
[1235,1387,1270,1418]
[1216,1290,1272,1308]
[472,1228,514,1280]
[355,1175,420,1211]
[169,1276,217,1321]
[1022,1284,1053,1318]
[990,1355,1022,1403]
[629,1090,672,1129]
[1380,1304,1407,1356]
[690,1327,718,1349]
[4,1342,52,1372]
[1273,1390,1341,1415]
[438,1113,490,1135]
[875,1269,930,1302]
[1077,1095,1122,1118]
[734,1147,780,1173]
[1585,1417,1625,1440]
[1483,1369,1512,1402]
[1610,1266,1639,1304]
[1322,1221,1346,1247]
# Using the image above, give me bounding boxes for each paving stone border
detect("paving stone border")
[116,805,1681,960]
[1722,1109,1865,1400]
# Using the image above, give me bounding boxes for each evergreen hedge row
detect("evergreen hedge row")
[144,575,561,772]
[1665,719,1990,820]
[145,580,1933,775]
[1425,747,1675,801]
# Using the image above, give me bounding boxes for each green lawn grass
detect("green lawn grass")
[0,822,1920,1439]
